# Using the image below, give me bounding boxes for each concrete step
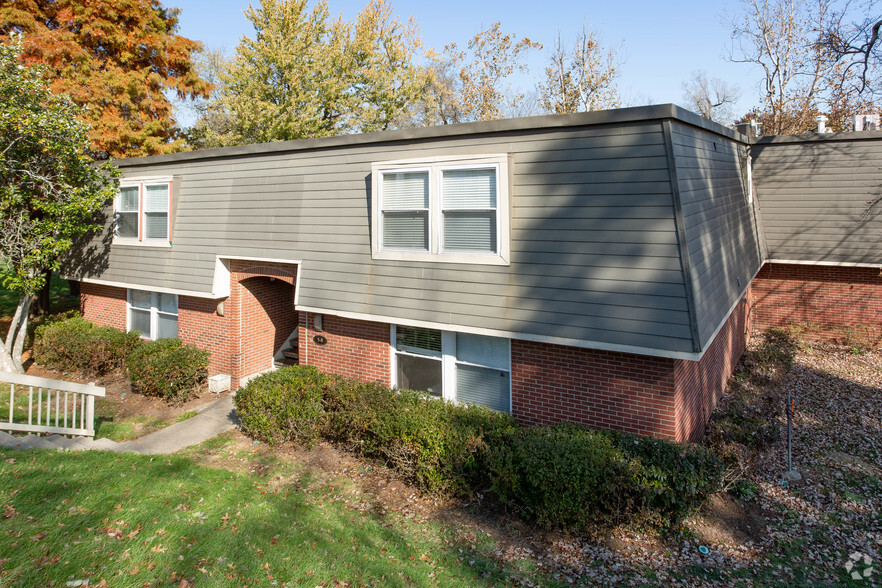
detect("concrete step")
[89,437,128,452]
[0,431,19,448]
[19,435,59,450]
[45,434,74,447]
[282,350,299,361]
[45,435,90,450]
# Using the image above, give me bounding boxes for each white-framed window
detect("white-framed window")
[127,289,178,340]
[114,178,172,245]
[371,154,510,265]
[391,325,511,412]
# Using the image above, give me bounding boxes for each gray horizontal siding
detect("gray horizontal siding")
[71,118,702,353]
[751,135,882,265]
[670,122,761,349]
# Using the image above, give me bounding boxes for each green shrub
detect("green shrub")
[606,431,724,523]
[487,424,636,529]
[26,309,80,347]
[126,338,208,402]
[322,376,517,495]
[235,366,326,444]
[234,366,721,528]
[33,317,141,376]
[487,425,724,531]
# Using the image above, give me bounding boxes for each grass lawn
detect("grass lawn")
[0,445,550,587]
[0,330,878,586]
[0,383,183,443]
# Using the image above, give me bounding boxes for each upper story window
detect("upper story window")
[371,155,510,265]
[115,178,172,246]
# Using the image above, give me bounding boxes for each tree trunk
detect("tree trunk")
[0,294,28,373]
[32,270,53,316]
[0,344,18,373]
[4,294,25,353]
[11,296,30,371]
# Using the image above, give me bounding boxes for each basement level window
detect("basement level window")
[371,154,511,265]
[391,325,511,413]
[127,289,178,340]
[115,178,172,246]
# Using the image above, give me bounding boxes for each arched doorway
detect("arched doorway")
[229,262,298,387]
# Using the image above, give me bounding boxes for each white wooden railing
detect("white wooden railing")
[0,372,105,437]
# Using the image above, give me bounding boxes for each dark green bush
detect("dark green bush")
[322,376,517,495]
[487,425,724,530]
[606,431,724,523]
[33,317,141,376]
[234,366,721,529]
[487,424,637,529]
[126,338,208,402]
[235,366,326,444]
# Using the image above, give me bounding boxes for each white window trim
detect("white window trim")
[371,154,511,265]
[126,289,178,341]
[114,176,173,247]
[390,325,512,412]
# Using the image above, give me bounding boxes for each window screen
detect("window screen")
[456,364,511,412]
[382,172,429,251]
[442,168,497,253]
[143,184,169,240]
[396,326,442,356]
[117,186,139,238]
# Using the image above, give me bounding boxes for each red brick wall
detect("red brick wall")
[298,313,391,386]
[81,273,749,441]
[79,260,301,388]
[752,262,882,329]
[674,297,750,442]
[510,340,679,439]
[80,283,127,329]
[178,297,231,377]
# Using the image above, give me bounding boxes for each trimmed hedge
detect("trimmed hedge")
[608,430,724,522]
[234,366,326,444]
[322,376,517,495]
[235,365,723,529]
[33,317,141,376]
[486,425,725,530]
[126,338,208,402]
[487,424,636,529]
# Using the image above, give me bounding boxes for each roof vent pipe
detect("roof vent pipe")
[816,115,828,134]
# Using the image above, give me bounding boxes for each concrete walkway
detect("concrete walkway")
[0,394,238,455]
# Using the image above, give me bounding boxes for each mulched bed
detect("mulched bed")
[21,362,232,424]
[184,331,882,586]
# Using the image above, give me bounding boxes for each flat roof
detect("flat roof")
[754,130,882,145]
[116,103,746,168]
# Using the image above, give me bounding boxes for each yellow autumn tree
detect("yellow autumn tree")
[197,0,430,147]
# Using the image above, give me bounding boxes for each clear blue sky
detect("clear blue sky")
[168,0,761,117]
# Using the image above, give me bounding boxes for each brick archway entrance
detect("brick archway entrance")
[229,261,298,388]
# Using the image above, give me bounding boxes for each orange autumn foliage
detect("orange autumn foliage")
[1,0,210,158]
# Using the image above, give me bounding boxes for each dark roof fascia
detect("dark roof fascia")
[754,130,882,145]
[115,103,747,168]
